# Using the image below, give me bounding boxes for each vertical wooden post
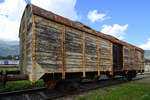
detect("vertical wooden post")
[61,25,66,80]
[19,33,23,73]
[140,53,143,73]
[97,38,100,77]
[142,54,144,72]
[123,46,125,70]
[31,15,36,83]
[110,43,113,75]
[24,32,27,74]
[82,32,86,78]
[135,50,138,73]
[134,48,136,70]
[23,9,28,74]
[128,48,130,69]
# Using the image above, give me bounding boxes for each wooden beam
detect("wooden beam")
[128,48,130,68]
[140,53,143,73]
[97,38,100,77]
[31,14,36,83]
[23,8,28,74]
[19,26,23,73]
[82,32,86,78]
[123,46,125,70]
[136,50,138,73]
[110,43,113,75]
[61,25,66,79]
[134,48,136,69]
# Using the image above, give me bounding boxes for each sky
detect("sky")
[0,0,150,50]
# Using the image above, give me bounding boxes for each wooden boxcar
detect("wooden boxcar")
[19,4,144,86]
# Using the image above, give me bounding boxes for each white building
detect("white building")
[144,59,150,71]
[0,60,19,65]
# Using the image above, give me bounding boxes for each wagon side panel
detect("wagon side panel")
[129,48,135,68]
[85,33,97,71]
[34,15,62,72]
[65,27,83,72]
[99,38,112,72]
[135,50,144,71]
[123,46,130,69]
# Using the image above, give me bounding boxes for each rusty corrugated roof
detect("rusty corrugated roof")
[30,4,144,52]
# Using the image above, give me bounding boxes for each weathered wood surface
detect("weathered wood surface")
[65,30,83,71]
[19,4,32,74]
[136,50,143,70]
[123,46,143,70]
[35,22,62,71]
[32,15,112,72]
[123,46,135,68]
[85,33,97,71]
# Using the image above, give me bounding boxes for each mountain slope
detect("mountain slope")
[0,40,19,56]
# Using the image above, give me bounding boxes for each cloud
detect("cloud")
[87,10,109,23]
[31,0,79,20]
[0,15,20,41]
[0,0,79,41]
[139,38,150,50]
[0,0,26,41]
[101,24,128,40]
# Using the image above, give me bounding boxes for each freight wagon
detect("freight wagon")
[19,4,144,89]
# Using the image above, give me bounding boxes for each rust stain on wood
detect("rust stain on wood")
[140,53,143,73]
[123,47,125,70]
[110,43,113,75]
[23,9,28,74]
[82,32,86,78]
[31,15,36,83]
[97,38,100,76]
[128,48,130,68]
[62,25,66,79]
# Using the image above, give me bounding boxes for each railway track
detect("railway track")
[0,73,150,100]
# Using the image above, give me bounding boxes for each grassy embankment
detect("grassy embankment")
[0,68,19,71]
[0,68,44,92]
[76,77,150,100]
[0,80,44,92]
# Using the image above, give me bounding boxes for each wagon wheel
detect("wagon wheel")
[55,80,69,92]
[92,75,100,83]
[106,73,114,80]
[126,76,132,81]
[55,80,80,92]
[126,72,132,81]
[44,80,57,89]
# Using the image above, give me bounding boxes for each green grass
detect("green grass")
[0,68,44,92]
[76,77,150,100]
[0,80,44,92]
[0,68,19,71]
[144,71,150,73]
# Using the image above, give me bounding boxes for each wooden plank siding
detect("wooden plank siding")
[31,15,112,80]
[123,46,144,71]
